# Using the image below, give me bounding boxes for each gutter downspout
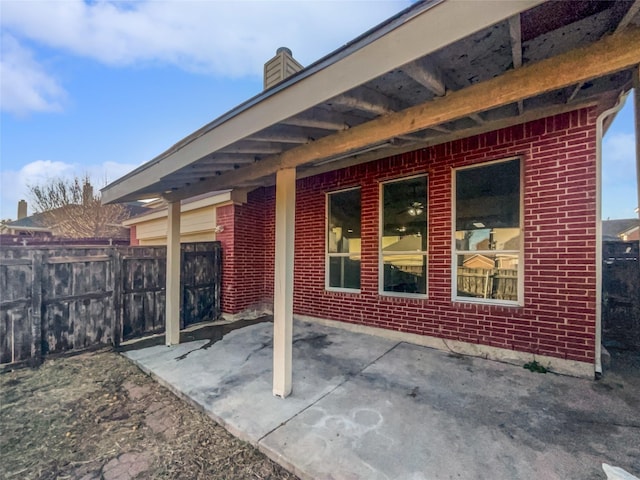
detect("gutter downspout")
[595,90,630,377]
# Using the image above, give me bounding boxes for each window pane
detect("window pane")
[455,228,520,251]
[383,254,426,294]
[456,159,520,232]
[456,253,519,301]
[329,256,361,290]
[328,189,361,254]
[382,177,427,252]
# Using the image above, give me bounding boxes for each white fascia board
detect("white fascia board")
[102,0,544,204]
[122,191,232,226]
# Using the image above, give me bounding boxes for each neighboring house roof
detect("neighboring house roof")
[603,218,640,241]
[4,212,53,233]
[6,214,45,229]
[463,254,495,270]
[102,0,640,205]
[5,202,152,236]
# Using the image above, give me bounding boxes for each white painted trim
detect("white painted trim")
[295,314,594,378]
[122,193,232,226]
[451,156,524,306]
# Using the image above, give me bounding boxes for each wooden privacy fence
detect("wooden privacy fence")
[602,240,640,350]
[457,267,518,301]
[0,242,222,366]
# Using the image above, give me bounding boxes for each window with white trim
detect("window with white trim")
[327,188,361,291]
[380,176,428,296]
[454,158,522,304]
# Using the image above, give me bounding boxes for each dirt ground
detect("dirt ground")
[0,349,299,480]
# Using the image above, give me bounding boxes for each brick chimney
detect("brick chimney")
[263,47,303,90]
[17,200,27,220]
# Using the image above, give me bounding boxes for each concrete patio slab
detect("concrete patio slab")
[124,320,397,443]
[123,320,640,480]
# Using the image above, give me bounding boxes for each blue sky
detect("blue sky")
[1,0,637,221]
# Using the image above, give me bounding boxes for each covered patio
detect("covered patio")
[123,318,640,479]
[103,0,640,396]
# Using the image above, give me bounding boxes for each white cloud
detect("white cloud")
[1,0,407,115]
[1,0,408,76]
[1,159,139,220]
[0,34,66,116]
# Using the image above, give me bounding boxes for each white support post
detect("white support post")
[635,68,640,233]
[273,168,296,398]
[166,201,181,346]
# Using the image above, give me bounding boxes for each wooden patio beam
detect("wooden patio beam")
[165,27,640,202]
[508,14,524,115]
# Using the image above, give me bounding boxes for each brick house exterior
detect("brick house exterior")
[217,107,598,366]
[102,1,639,390]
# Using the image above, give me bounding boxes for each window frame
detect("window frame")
[451,156,524,306]
[379,174,429,299]
[325,186,362,293]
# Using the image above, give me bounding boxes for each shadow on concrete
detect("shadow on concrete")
[117,316,273,353]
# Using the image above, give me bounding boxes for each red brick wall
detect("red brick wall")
[241,107,598,363]
[216,190,272,314]
[129,225,139,246]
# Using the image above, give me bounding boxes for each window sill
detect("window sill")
[380,291,428,300]
[325,287,361,294]
[452,297,522,307]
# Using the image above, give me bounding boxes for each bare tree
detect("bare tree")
[28,176,129,238]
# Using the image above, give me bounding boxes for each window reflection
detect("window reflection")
[454,159,521,303]
[381,176,428,295]
[327,188,361,290]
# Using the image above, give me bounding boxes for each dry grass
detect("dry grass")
[0,349,298,480]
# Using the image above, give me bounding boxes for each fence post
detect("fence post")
[214,242,222,319]
[180,245,186,330]
[30,253,44,366]
[112,248,122,347]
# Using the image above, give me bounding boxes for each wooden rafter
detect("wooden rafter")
[331,87,404,116]
[217,143,283,154]
[164,27,640,202]
[566,82,585,103]
[248,126,312,144]
[280,109,353,131]
[206,154,256,163]
[614,0,640,34]
[300,101,596,180]
[403,60,446,97]
[508,14,524,115]
[429,125,451,134]
[469,113,485,125]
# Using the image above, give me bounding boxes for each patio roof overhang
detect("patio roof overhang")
[101,0,640,205]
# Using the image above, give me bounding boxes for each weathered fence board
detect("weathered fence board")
[120,248,166,340]
[0,242,222,366]
[181,243,222,328]
[603,241,640,350]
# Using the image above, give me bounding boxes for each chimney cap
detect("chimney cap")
[276,47,293,56]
